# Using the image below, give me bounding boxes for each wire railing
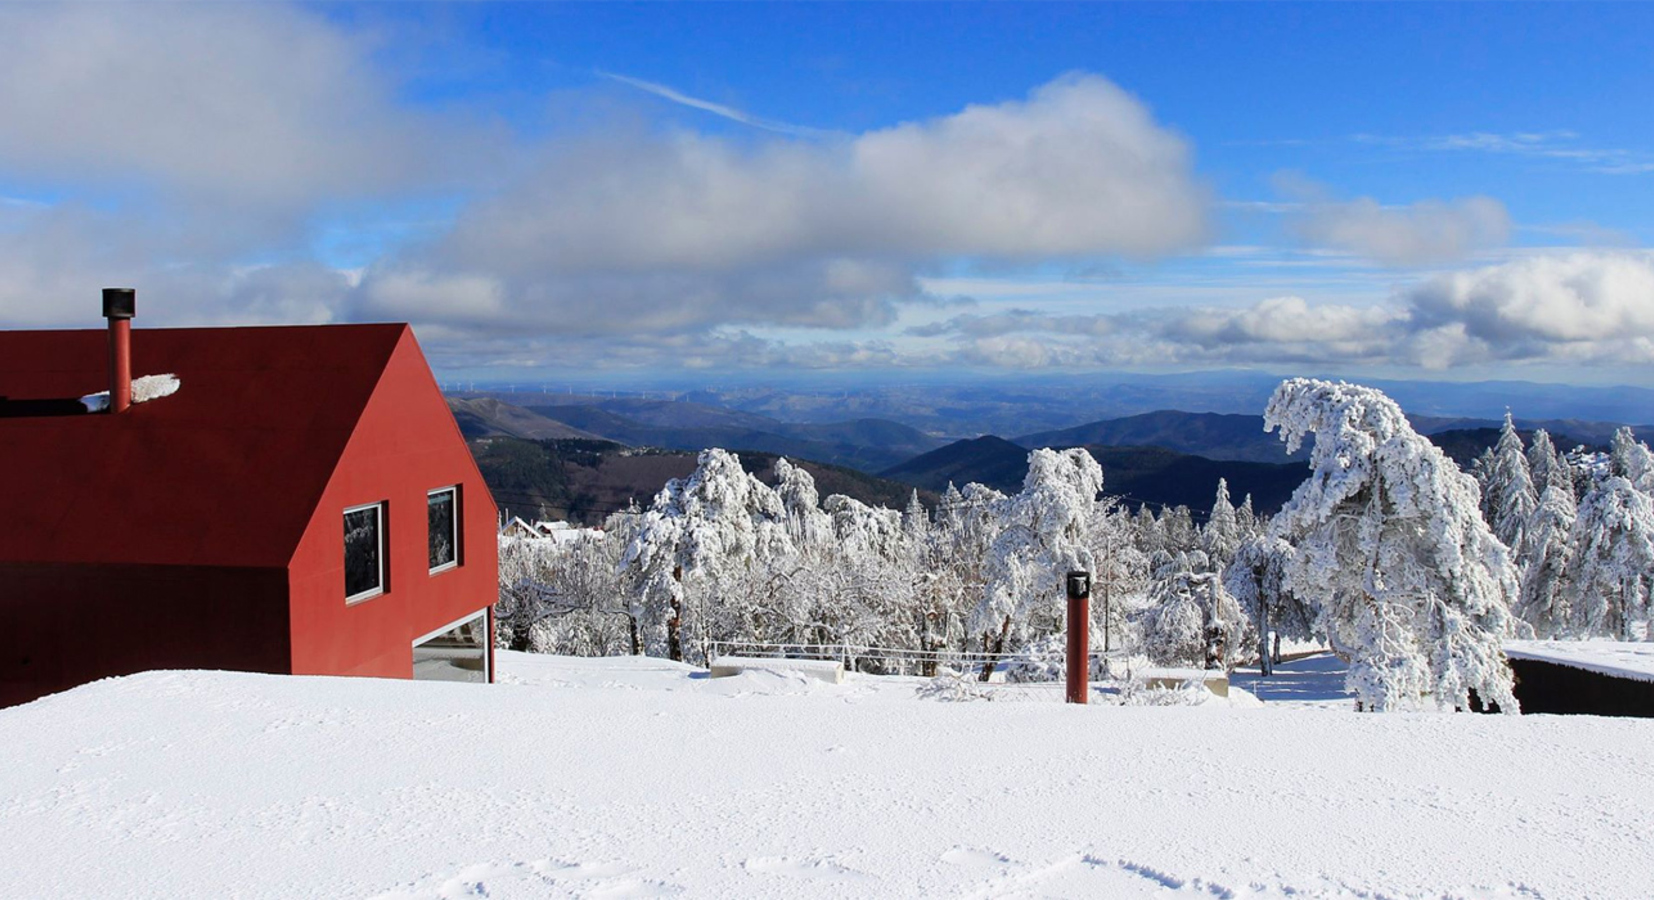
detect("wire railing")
[705,640,1144,702]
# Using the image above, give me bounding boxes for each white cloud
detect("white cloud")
[368,72,1210,335]
[0,4,491,208]
[1277,175,1510,266]
[1406,252,1654,345]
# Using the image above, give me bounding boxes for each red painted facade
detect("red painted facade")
[0,323,498,707]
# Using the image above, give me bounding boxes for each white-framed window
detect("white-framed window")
[344,501,385,603]
[427,486,459,574]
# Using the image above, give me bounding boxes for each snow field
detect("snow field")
[3,652,1653,899]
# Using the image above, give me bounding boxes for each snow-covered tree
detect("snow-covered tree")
[1566,476,1654,640]
[1134,504,1165,556]
[1138,551,1244,670]
[1159,505,1199,554]
[1482,412,1537,555]
[1202,478,1240,567]
[1514,482,1577,639]
[974,449,1105,672]
[619,449,794,663]
[774,457,832,549]
[1235,493,1258,539]
[928,482,1006,659]
[1264,378,1520,712]
[1609,427,1654,494]
[1526,429,1570,498]
[1088,504,1149,658]
[1225,535,1315,675]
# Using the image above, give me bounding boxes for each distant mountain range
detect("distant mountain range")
[472,437,934,526]
[453,391,1649,522]
[880,435,1310,516]
[1015,411,1311,464]
[516,371,1654,439]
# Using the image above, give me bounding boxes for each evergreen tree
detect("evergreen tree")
[1202,478,1240,567]
[1484,411,1537,555]
[1609,427,1654,494]
[1527,429,1570,498]
[1566,476,1654,640]
[1515,482,1577,639]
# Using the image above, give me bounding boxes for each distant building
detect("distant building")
[0,290,499,708]
[1504,640,1654,718]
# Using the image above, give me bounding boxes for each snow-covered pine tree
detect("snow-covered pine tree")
[1484,411,1537,555]
[1609,427,1654,494]
[1515,482,1578,638]
[974,448,1105,675]
[1526,429,1570,498]
[1566,475,1654,640]
[813,494,915,662]
[1159,505,1199,554]
[1203,478,1240,568]
[1470,447,1497,523]
[1264,378,1521,712]
[1235,493,1258,539]
[1134,504,1165,556]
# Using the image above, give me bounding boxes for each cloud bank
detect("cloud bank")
[907,252,1654,372]
[361,72,1211,335]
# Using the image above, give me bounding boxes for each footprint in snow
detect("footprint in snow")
[369,859,683,900]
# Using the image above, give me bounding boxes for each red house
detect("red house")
[0,290,498,708]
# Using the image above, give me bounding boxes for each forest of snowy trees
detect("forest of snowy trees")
[495,378,1654,712]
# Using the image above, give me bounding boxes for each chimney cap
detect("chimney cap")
[102,288,135,320]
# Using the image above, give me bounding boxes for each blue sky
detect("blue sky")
[1,2,1652,387]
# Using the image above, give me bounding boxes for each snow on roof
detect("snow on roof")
[78,372,181,412]
[4,652,1654,899]
[1504,640,1654,684]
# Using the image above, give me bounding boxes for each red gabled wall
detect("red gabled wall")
[286,327,498,678]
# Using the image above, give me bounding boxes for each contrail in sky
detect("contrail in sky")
[597,70,829,138]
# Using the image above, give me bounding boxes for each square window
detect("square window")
[428,486,459,573]
[344,503,384,602]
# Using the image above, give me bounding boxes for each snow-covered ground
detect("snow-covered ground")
[3,652,1652,899]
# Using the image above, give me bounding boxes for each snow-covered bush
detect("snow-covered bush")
[915,672,996,702]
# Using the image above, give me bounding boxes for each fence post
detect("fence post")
[1066,571,1091,704]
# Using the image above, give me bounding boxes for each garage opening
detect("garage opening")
[412,611,490,683]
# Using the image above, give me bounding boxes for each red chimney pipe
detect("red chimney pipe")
[102,288,135,414]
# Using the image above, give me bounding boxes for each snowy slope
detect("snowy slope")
[2,653,1652,899]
